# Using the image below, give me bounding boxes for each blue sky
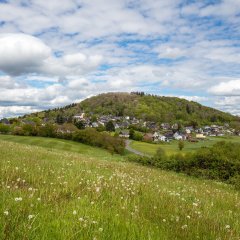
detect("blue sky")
[0,0,240,118]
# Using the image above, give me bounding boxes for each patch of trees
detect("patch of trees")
[129,142,240,190]
[72,128,125,154]
[2,123,125,155]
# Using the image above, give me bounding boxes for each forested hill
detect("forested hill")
[25,92,239,126]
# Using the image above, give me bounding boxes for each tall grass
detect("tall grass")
[1,140,240,239]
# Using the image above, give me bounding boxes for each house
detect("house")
[164,131,174,141]
[119,130,130,138]
[91,122,99,128]
[161,123,170,130]
[153,132,168,142]
[196,133,206,139]
[0,118,10,125]
[143,133,154,142]
[73,113,85,121]
[173,132,183,140]
[172,123,179,130]
[114,123,120,129]
[185,126,194,134]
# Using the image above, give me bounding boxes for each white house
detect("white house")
[173,132,183,140]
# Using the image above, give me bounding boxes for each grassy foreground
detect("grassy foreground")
[130,136,240,155]
[1,140,240,239]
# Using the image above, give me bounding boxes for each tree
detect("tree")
[56,114,64,124]
[129,128,135,139]
[106,121,115,132]
[74,120,86,130]
[178,140,184,151]
[0,124,10,134]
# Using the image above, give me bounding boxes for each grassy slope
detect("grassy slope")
[130,136,240,155]
[1,139,240,240]
[0,134,130,161]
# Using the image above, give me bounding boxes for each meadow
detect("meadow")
[1,138,240,239]
[130,136,240,156]
[0,134,130,161]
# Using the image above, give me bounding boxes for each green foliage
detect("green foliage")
[38,124,57,137]
[0,123,10,133]
[178,140,184,151]
[130,141,240,189]
[105,120,115,132]
[74,120,86,129]
[22,124,38,136]
[72,128,125,154]
[22,92,239,126]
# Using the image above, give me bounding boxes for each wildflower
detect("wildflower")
[79,217,84,222]
[37,198,41,201]
[28,187,33,191]
[28,214,35,220]
[162,219,166,222]
[4,210,9,216]
[15,197,22,202]
[98,228,103,232]
[73,210,77,215]
[225,225,230,229]
[181,225,188,229]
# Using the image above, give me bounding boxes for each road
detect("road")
[125,140,151,157]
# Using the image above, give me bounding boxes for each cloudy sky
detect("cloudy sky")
[0,0,240,118]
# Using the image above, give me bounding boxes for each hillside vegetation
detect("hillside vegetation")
[29,92,239,126]
[1,140,240,240]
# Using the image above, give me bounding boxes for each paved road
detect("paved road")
[125,140,151,157]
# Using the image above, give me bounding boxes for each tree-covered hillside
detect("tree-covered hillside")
[24,92,239,126]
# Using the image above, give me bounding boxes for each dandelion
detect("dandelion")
[181,225,188,229]
[15,197,22,202]
[4,210,9,216]
[28,214,35,220]
[225,225,230,229]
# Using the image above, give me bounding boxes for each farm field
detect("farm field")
[0,134,130,162]
[130,136,240,156]
[1,139,240,240]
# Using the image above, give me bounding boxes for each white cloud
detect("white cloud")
[209,80,240,96]
[0,33,103,77]
[0,33,51,75]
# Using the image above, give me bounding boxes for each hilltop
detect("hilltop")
[26,92,239,126]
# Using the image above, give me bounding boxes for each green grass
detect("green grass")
[130,136,240,156]
[1,140,240,239]
[0,134,131,161]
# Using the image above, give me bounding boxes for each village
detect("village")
[71,113,239,143]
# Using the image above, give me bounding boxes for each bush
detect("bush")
[72,128,125,154]
[0,124,10,134]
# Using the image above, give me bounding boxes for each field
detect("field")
[130,136,240,156]
[1,138,240,239]
[0,134,130,161]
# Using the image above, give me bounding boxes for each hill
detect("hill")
[1,139,240,239]
[26,92,239,127]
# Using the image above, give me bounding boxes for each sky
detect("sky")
[0,0,240,118]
